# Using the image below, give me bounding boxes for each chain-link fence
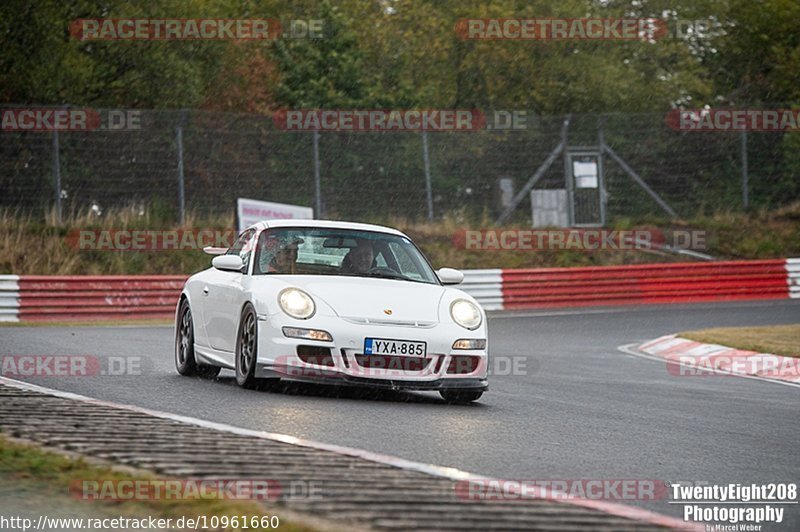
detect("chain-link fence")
[2,105,798,225]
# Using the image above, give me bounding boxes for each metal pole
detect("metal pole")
[741,130,749,209]
[597,116,607,226]
[561,115,573,225]
[175,124,185,225]
[313,130,322,218]
[51,130,61,225]
[422,131,434,222]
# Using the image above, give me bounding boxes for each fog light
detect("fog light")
[282,327,332,342]
[452,338,487,350]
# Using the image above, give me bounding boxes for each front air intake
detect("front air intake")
[297,345,334,366]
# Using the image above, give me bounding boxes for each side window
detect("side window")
[226,229,255,272]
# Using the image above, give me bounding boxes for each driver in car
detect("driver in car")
[260,235,303,274]
[341,239,374,274]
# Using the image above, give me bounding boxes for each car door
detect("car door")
[203,228,256,358]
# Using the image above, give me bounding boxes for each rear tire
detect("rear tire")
[439,390,483,404]
[175,299,220,378]
[235,304,262,389]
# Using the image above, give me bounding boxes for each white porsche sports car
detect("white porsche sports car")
[174,220,488,403]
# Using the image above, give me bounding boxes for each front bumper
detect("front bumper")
[255,367,488,391]
[254,314,489,391]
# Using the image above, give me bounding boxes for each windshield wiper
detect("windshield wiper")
[363,271,411,281]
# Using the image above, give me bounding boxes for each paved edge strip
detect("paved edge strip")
[0,376,696,531]
[638,335,800,385]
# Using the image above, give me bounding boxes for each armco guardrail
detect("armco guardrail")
[0,275,186,322]
[0,260,797,321]
[460,259,797,311]
[788,258,800,300]
[0,274,20,322]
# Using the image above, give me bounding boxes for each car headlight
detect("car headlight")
[450,299,482,330]
[278,288,315,319]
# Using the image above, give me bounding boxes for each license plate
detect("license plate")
[364,338,426,357]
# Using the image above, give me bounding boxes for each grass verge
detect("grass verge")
[2,203,799,275]
[680,324,800,358]
[0,434,316,531]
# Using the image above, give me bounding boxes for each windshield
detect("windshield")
[252,227,438,284]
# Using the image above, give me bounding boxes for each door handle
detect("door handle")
[202,287,209,296]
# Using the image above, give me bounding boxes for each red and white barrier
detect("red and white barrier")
[460,259,799,311]
[788,258,800,299]
[0,259,797,322]
[0,275,186,322]
[0,275,20,322]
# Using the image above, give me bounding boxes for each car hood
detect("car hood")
[290,275,445,323]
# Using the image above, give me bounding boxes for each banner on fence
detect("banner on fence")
[236,198,314,232]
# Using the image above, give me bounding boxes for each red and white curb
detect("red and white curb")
[638,335,800,385]
[0,376,696,530]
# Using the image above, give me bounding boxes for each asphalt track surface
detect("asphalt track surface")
[2,299,799,528]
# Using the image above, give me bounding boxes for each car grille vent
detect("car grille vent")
[342,316,437,328]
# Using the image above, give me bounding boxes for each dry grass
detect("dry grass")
[0,207,232,275]
[681,324,800,358]
[1,204,798,275]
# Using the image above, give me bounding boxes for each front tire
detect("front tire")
[439,389,483,404]
[175,299,220,378]
[235,304,262,389]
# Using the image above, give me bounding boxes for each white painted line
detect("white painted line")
[0,376,696,530]
[617,343,800,390]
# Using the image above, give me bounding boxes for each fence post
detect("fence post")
[561,115,573,225]
[175,117,186,226]
[741,130,749,209]
[422,131,434,222]
[51,130,62,225]
[313,130,322,218]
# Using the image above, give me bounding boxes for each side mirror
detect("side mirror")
[436,267,464,285]
[203,246,227,255]
[212,255,244,272]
